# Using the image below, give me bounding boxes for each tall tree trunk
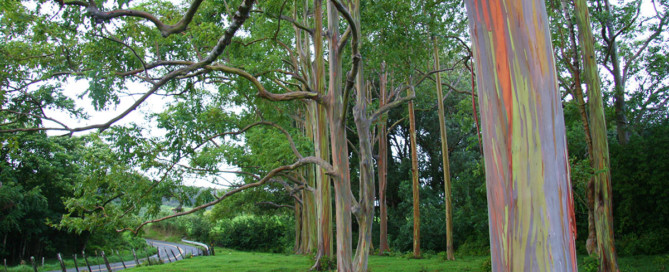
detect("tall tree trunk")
[432,37,454,261]
[559,0,598,255]
[326,2,353,270]
[574,0,620,270]
[377,63,390,255]
[408,83,420,259]
[352,77,375,271]
[464,0,578,269]
[601,0,629,145]
[312,0,333,265]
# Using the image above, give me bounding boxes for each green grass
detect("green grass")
[126,248,668,272]
[128,248,487,272]
[5,247,158,272]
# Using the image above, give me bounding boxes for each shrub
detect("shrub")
[581,255,600,272]
[209,214,293,252]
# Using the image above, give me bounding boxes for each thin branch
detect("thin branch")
[256,201,293,209]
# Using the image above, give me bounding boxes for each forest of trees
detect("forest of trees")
[1,0,668,271]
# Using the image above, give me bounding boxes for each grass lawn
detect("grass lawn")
[127,247,486,272]
[127,247,668,272]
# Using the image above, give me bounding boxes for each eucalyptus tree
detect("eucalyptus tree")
[464,0,578,270]
[573,0,619,268]
[1,0,424,270]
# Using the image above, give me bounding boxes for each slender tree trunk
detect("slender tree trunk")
[352,75,375,271]
[312,0,333,265]
[377,63,390,255]
[432,37,455,261]
[408,83,420,259]
[559,0,598,255]
[326,2,353,270]
[464,0,578,269]
[573,0,620,270]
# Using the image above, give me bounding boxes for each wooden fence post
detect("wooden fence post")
[116,250,126,268]
[156,249,162,263]
[57,253,67,272]
[73,254,80,272]
[101,251,112,272]
[41,257,44,267]
[30,256,37,272]
[210,242,215,256]
[83,251,93,272]
[145,251,152,266]
[4,258,8,272]
[132,249,139,265]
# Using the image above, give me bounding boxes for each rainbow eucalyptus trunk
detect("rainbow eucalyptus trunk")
[377,63,390,255]
[304,106,318,254]
[352,77,375,271]
[464,0,578,270]
[312,0,333,264]
[326,2,353,270]
[351,2,374,270]
[408,84,421,258]
[573,0,619,269]
[432,37,454,261]
[558,0,597,255]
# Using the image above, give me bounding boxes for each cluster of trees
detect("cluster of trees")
[1,0,667,271]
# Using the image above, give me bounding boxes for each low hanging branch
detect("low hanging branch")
[121,156,334,234]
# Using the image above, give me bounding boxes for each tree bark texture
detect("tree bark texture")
[326,2,352,270]
[464,0,579,269]
[432,37,455,261]
[559,0,598,255]
[408,84,421,258]
[377,63,390,255]
[312,0,333,262]
[573,0,620,269]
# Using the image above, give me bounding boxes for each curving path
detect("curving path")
[53,239,203,272]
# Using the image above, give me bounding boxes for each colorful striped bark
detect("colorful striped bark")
[326,2,353,271]
[573,0,619,269]
[464,0,578,270]
[313,0,333,263]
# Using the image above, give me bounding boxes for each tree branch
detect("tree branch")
[61,0,205,37]
[124,156,330,234]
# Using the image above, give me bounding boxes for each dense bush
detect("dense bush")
[610,121,669,255]
[209,214,293,253]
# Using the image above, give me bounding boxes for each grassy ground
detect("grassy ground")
[126,247,668,272]
[128,248,484,272]
[6,247,158,272]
